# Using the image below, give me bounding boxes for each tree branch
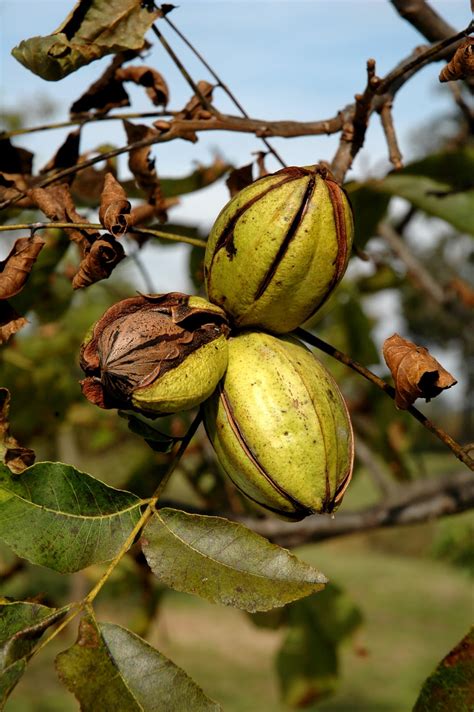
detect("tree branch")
[294,328,474,471]
[236,470,474,547]
[390,0,458,44]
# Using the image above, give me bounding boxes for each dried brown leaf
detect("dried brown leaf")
[0,236,45,300]
[0,302,28,344]
[254,151,269,178]
[29,183,98,250]
[383,333,457,410]
[116,65,169,106]
[439,38,474,82]
[70,53,132,116]
[40,129,81,178]
[177,80,214,120]
[123,121,167,221]
[0,388,35,473]
[0,173,35,208]
[99,173,131,236]
[226,162,254,197]
[72,236,125,289]
[0,139,34,175]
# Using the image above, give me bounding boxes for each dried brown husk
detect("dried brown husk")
[383,333,457,409]
[80,292,229,410]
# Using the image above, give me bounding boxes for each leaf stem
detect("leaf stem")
[295,328,474,471]
[83,411,202,605]
[0,222,206,249]
[23,412,202,662]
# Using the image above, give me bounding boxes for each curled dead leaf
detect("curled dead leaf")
[29,183,98,251]
[99,173,131,236]
[70,53,132,116]
[115,66,169,107]
[0,235,45,300]
[383,333,457,410]
[0,388,35,473]
[72,236,125,289]
[0,302,28,344]
[226,162,254,197]
[439,38,474,82]
[0,138,34,175]
[123,121,167,221]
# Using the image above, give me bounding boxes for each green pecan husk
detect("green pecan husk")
[203,331,354,520]
[80,292,230,416]
[205,164,354,333]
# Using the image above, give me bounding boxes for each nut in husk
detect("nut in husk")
[203,331,354,520]
[80,292,230,415]
[205,164,354,333]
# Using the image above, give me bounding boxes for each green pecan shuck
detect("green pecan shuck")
[205,164,354,333]
[80,293,229,415]
[203,331,354,520]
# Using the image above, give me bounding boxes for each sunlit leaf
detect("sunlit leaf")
[413,627,474,712]
[12,0,160,81]
[0,462,142,572]
[56,613,222,711]
[142,509,327,612]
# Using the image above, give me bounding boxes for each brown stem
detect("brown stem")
[378,100,404,169]
[236,470,474,547]
[294,328,474,471]
[0,222,206,249]
[390,0,459,44]
[150,24,217,116]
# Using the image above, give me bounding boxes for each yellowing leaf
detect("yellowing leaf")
[12,0,161,81]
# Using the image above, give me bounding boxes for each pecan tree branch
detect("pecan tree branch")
[294,328,474,471]
[237,470,474,547]
[378,100,403,169]
[390,0,458,44]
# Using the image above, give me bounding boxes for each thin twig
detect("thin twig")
[237,470,474,547]
[28,412,202,660]
[378,100,403,169]
[163,11,287,168]
[294,328,474,471]
[130,250,156,292]
[0,221,206,249]
[0,111,173,139]
[151,24,217,115]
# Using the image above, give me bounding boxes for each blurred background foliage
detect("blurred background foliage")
[0,75,473,712]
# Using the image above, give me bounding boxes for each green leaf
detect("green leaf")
[0,600,66,705]
[412,627,474,712]
[56,613,222,711]
[370,174,474,235]
[399,147,474,191]
[345,183,390,249]
[142,509,327,612]
[0,462,142,573]
[11,0,160,81]
[276,584,363,708]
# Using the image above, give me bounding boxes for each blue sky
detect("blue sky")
[0,0,470,292]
